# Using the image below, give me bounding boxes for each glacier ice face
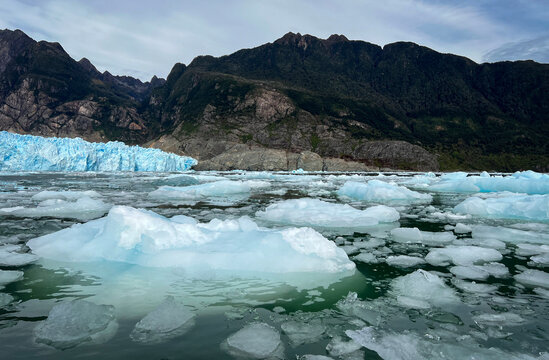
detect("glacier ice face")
[429,171,549,194]
[337,180,432,205]
[0,131,196,172]
[27,205,355,276]
[34,300,117,349]
[256,198,399,229]
[454,194,549,221]
[130,296,195,344]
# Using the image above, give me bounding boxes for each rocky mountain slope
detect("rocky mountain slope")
[1,29,548,171]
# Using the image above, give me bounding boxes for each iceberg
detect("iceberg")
[27,206,355,276]
[429,171,549,194]
[256,198,399,228]
[425,246,502,267]
[337,180,432,204]
[454,194,549,221]
[0,131,196,171]
[149,180,268,201]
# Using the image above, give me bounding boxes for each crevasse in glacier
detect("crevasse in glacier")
[0,131,197,171]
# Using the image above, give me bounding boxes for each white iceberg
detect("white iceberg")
[27,206,355,277]
[34,300,118,349]
[515,269,549,289]
[337,180,432,204]
[130,296,195,344]
[454,194,549,221]
[0,131,196,172]
[222,322,284,359]
[390,227,455,245]
[280,320,325,346]
[385,255,425,268]
[256,198,399,228]
[0,269,23,286]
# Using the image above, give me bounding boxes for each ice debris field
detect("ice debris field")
[0,166,549,359]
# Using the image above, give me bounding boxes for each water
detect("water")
[0,171,548,359]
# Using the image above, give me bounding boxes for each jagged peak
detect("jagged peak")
[78,57,100,74]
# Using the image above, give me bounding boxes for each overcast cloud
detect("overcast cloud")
[0,0,547,81]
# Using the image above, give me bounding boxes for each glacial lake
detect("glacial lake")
[0,171,548,359]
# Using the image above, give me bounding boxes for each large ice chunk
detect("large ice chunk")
[337,180,432,204]
[27,206,355,277]
[256,198,399,228]
[454,194,549,221]
[390,227,456,245]
[390,269,459,309]
[34,300,117,349]
[222,322,284,359]
[280,320,325,346]
[0,131,196,172]
[130,296,195,344]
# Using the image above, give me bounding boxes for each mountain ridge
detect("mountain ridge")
[1,29,548,171]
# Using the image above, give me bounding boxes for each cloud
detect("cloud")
[483,35,549,63]
[0,0,546,80]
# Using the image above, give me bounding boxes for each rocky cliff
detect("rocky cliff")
[1,29,548,171]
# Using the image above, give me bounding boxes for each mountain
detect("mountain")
[0,29,163,144]
[1,29,548,171]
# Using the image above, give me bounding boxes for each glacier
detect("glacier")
[0,131,197,171]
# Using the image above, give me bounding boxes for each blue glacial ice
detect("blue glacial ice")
[0,131,197,171]
[429,171,549,194]
[27,205,355,276]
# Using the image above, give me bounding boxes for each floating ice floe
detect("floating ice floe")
[514,269,549,289]
[337,180,432,204]
[0,131,196,172]
[425,246,502,267]
[31,190,102,201]
[0,269,23,287]
[0,196,111,221]
[454,194,549,221]
[0,293,14,307]
[345,326,548,360]
[390,227,456,245]
[280,320,325,346]
[472,225,549,245]
[256,198,399,228]
[27,206,355,278]
[34,300,118,349]
[385,255,425,268]
[429,171,549,194]
[391,270,459,309]
[130,296,195,344]
[452,279,497,293]
[0,244,38,267]
[149,180,268,203]
[222,322,284,359]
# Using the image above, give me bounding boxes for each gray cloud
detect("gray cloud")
[483,35,549,63]
[0,0,546,80]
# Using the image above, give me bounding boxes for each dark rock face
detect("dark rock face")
[1,29,548,171]
[0,29,163,143]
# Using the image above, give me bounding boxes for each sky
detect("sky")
[0,0,548,81]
